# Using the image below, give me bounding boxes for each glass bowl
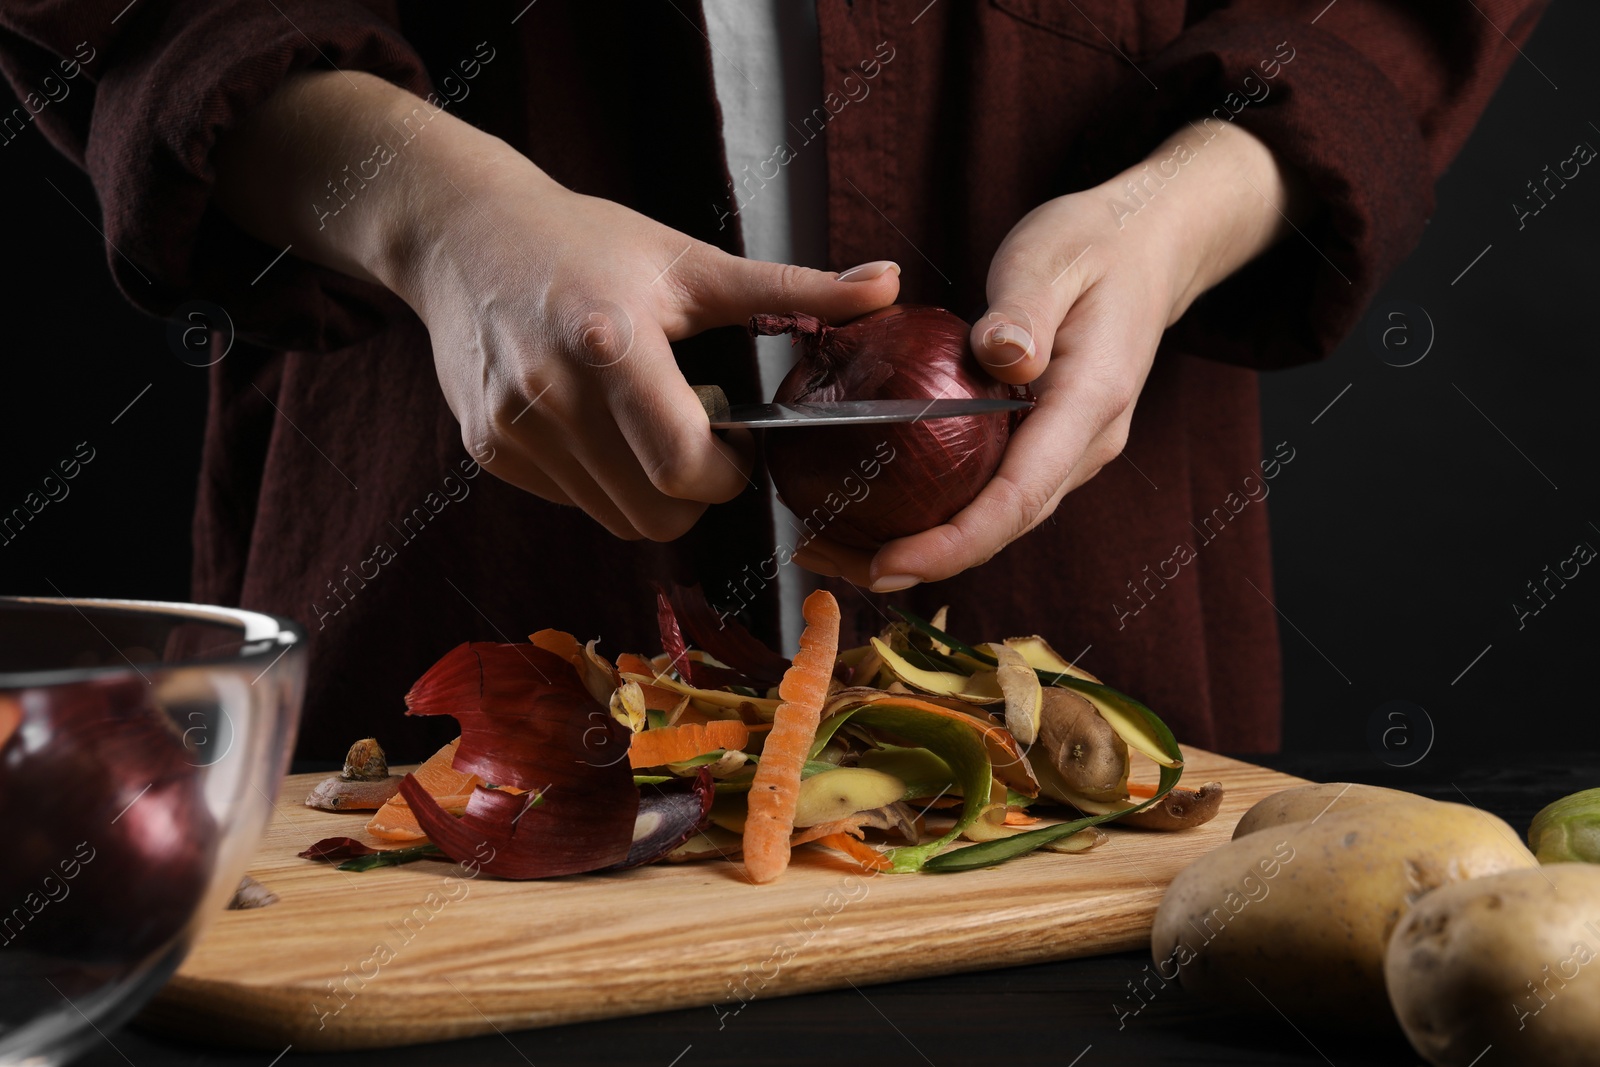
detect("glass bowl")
[0,597,306,1067]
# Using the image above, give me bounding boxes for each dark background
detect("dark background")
[1,1,1594,767]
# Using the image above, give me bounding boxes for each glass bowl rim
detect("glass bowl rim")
[0,595,305,690]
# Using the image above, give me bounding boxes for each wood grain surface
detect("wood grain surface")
[140,746,1308,1051]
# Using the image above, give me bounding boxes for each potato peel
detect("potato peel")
[870,637,1003,704]
[990,643,1043,744]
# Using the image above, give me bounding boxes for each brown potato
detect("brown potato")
[1385,863,1600,1066]
[1232,781,1432,840]
[1152,801,1538,1028]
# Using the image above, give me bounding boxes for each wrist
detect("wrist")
[1102,122,1304,324]
[358,116,554,313]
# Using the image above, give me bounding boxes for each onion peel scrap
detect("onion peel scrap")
[399,642,638,878]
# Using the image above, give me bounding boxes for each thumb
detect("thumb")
[970,250,1087,385]
[686,252,900,330]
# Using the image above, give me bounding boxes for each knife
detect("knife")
[693,385,1030,429]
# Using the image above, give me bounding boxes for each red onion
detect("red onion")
[3,678,215,964]
[753,305,1013,550]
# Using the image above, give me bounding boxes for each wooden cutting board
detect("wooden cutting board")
[142,747,1306,1051]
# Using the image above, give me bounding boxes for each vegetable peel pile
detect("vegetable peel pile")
[301,585,1218,882]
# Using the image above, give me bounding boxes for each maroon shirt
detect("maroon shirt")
[0,0,1542,760]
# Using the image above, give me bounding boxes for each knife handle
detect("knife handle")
[692,384,731,423]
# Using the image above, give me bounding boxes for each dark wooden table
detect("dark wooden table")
[79,751,1597,1067]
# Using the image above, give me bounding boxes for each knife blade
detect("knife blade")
[693,385,1030,429]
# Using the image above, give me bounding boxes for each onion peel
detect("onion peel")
[399,642,638,878]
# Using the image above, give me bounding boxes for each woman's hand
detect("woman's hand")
[794,122,1305,590]
[215,71,901,541]
[379,155,900,541]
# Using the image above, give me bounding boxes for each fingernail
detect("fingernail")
[837,260,900,283]
[983,323,1036,362]
[870,574,921,593]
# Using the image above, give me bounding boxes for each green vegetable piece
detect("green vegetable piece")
[1004,789,1035,809]
[858,745,957,799]
[666,749,727,771]
[808,710,857,759]
[338,843,444,871]
[1529,786,1600,864]
[925,762,1182,872]
[834,703,995,873]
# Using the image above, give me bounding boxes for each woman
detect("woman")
[0,0,1542,758]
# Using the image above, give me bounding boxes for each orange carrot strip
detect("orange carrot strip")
[627,719,750,768]
[1126,781,1158,798]
[742,590,840,884]
[790,816,890,871]
[813,832,891,872]
[639,683,682,711]
[616,652,656,676]
[529,628,584,667]
[1004,809,1041,826]
[366,738,480,842]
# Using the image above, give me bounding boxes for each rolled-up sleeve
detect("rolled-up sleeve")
[0,0,434,350]
[1087,0,1547,369]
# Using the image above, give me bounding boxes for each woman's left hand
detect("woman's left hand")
[795,122,1306,591]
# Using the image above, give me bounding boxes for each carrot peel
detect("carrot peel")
[627,719,749,769]
[742,590,840,884]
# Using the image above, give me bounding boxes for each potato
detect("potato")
[1385,863,1600,1066]
[1152,800,1538,1027]
[1232,781,1431,840]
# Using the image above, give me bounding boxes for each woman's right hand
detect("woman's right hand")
[216,71,900,541]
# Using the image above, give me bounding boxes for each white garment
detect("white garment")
[703,0,827,655]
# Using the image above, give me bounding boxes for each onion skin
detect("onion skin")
[755,306,1013,550]
[400,642,639,879]
[655,583,788,686]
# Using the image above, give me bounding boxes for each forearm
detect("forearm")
[1104,121,1309,325]
[211,69,545,295]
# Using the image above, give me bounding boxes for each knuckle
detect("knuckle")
[988,242,1046,284]
[922,521,970,563]
[569,301,636,369]
[992,473,1055,528]
[1022,494,1064,538]
[488,384,552,434]
[643,447,700,500]
[1081,380,1133,430]
[771,262,813,306]
[1102,420,1131,456]
[1075,448,1114,487]
[460,422,502,464]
